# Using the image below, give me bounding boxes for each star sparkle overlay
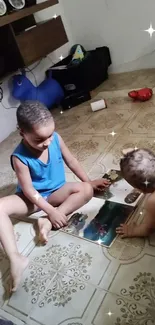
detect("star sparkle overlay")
[106,310,113,317]
[144,23,155,38]
[109,131,117,137]
[59,55,64,61]
[143,179,150,187]
[53,14,57,19]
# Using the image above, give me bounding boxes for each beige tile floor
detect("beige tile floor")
[1,69,155,324]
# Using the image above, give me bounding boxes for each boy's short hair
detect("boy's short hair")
[17,101,53,132]
[120,148,155,192]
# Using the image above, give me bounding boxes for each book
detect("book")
[98,169,143,207]
[63,170,143,247]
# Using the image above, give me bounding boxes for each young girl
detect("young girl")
[0,101,109,292]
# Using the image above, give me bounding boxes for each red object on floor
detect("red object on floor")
[128,87,153,102]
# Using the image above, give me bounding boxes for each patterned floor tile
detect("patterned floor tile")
[126,106,155,135]
[55,104,91,137]
[88,161,108,180]
[57,233,111,288]
[0,276,9,309]
[29,276,96,325]
[0,309,25,325]
[88,134,155,172]
[94,69,155,92]
[76,107,137,135]
[28,319,90,325]
[20,220,111,290]
[84,289,155,325]
[148,233,155,247]
[0,249,9,281]
[93,89,143,111]
[101,253,155,309]
[65,134,114,173]
[0,184,16,199]
[13,220,35,255]
[4,263,56,320]
[65,172,77,183]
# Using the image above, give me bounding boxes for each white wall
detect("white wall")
[0,0,73,142]
[62,0,155,73]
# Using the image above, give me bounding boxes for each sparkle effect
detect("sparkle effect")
[140,211,143,215]
[97,239,102,245]
[33,192,41,201]
[59,55,64,61]
[143,179,150,187]
[60,110,64,114]
[134,146,138,150]
[106,310,113,317]
[53,14,57,19]
[109,131,117,137]
[145,23,155,38]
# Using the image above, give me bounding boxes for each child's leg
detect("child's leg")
[0,194,37,292]
[38,182,93,242]
[49,182,93,214]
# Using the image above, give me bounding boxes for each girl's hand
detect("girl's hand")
[90,178,111,192]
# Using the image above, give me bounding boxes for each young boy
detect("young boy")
[116,147,155,238]
[0,101,109,292]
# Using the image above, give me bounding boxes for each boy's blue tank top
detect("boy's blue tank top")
[11,132,66,197]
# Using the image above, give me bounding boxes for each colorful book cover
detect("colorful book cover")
[63,170,143,247]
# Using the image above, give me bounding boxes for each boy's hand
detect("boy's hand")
[48,209,67,229]
[90,178,111,192]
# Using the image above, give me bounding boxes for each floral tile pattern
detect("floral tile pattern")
[85,290,155,325]
[29,276,96,325]
[126,107,155,135]
[66,134,113,172]
[76,107,137,135]
[88,134,155,172]
[1,70,155,324]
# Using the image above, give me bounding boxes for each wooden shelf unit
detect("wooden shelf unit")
[0,0,58,27]
[0,0,68,78]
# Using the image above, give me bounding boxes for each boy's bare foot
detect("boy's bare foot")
[10,253,29,292]
[116,222,137,238]
[38,218,52,244]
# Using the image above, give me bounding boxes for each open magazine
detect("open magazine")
[62,170,143,247]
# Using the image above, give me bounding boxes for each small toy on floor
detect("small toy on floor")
[128,87,153,102]
[91,99,107,112]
